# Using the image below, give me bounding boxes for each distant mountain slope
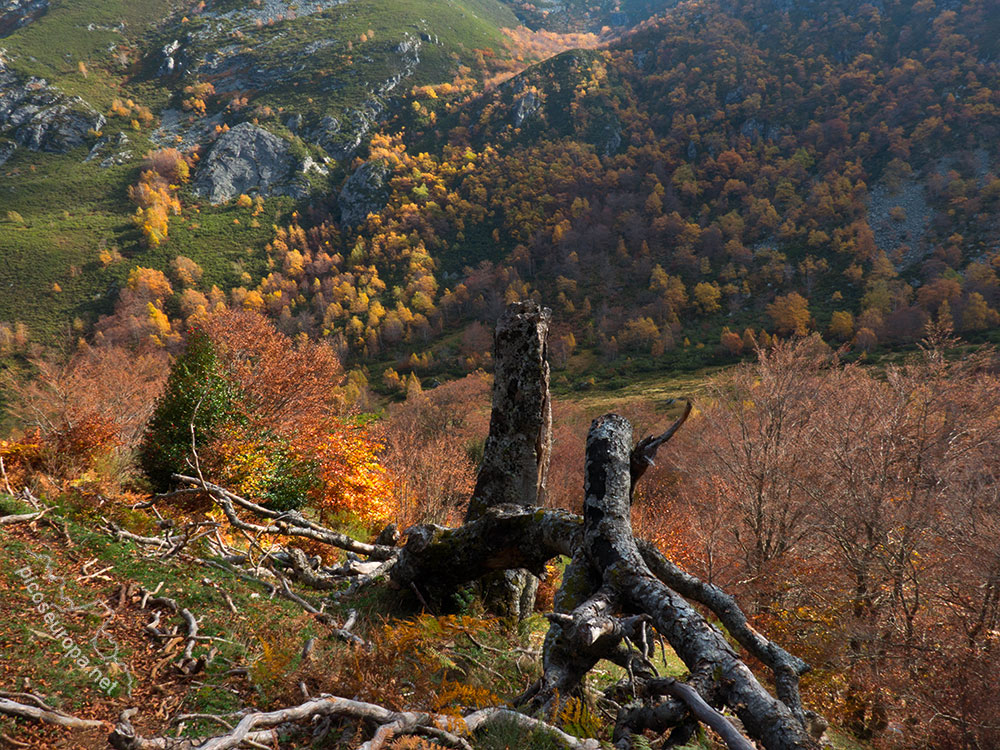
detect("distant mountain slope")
[3,0,1000,385]
[0,0,529,342]
[353,0,998,371]
[504,0,682,32]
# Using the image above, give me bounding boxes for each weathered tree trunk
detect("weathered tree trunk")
[464,300,552,618]
[392,413,818,749]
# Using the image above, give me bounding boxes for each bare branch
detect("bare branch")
[0,697,106,730]
[0,507,51,526]
[648,678,755,750]
[172,473,397,560]
[630,398,692,496]
[110,698,600,750]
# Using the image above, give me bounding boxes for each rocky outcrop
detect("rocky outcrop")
[338,158,390,227]
[512,90,540,127]
[321,34,423,160]
[157,39,183,76]
[309,114,342,154]
[739,116,783,142]
[0,62,104,153]
[194,122,295,204]
[85,132,132,168]
[0,138,15,166]
[0,0,48,38]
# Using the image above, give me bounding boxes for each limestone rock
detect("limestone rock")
[158,39,183,76]
[194,122,294,204]
[0,62,105,153]
[512,90,540,127]
[85,132,132,167]
[338,158,390,227]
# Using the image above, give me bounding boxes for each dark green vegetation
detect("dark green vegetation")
[138,328,234,490]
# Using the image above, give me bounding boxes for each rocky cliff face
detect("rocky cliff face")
[0,62,105,153]
[194,122,296,204]
[0,0,48,37]
[338,158,390,227]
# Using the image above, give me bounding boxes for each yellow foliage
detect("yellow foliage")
[314,427,397,524]
[146,302,172,338]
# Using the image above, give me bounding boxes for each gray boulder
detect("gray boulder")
[309,114,341,152]
[194,122,294,204]
[158,39,182,76]
[85,132,132,167]
[0,62,105,153]
[338,158,390,227]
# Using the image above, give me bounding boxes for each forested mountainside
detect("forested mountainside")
[0,0,600,348]
[2,0,1000,392]
[3,3,1000,747]
[248,0,1000,384]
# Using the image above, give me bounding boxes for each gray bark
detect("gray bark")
[569,415,817,750]
[391,414,817,749]
[466,300,552,519]
[464,301,553,617]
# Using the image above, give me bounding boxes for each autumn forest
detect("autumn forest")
[1,0,1000,748]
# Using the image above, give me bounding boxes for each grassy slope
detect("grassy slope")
[0,491,645,748]
[0,143,294,337]
[0,0,183,107]
[169,0,518,119]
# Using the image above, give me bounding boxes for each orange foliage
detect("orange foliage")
[313,427,395,523]
[650,335,1000,747]
[129,149,188,246]
[95,268,182,350]
[1,344,168,495]
[381,373,490,526]
[501,26,602,66]
[200,310,398,523]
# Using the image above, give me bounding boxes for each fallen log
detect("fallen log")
[0,507,51,526]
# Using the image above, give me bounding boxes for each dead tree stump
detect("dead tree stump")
[465,300,552,618]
